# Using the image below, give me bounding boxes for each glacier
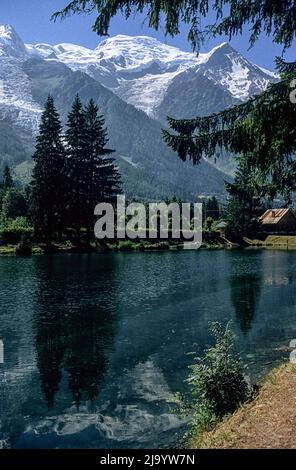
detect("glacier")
[25,33,275,118]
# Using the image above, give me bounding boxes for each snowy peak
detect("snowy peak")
[0,25,42,132]
[94,34,201,71]
[197,41,274,100]
[0,26,276,124]
[0,24,27,58]
[25,33,275,115]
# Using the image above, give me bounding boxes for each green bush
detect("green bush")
[180,322,249,437]
[0,217,33,245]
[117,240,137,251]
[15,240,32,257]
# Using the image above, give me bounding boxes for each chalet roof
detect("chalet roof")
[258,208,295,225]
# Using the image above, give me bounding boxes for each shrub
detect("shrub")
[117,240,137,251]
[204,217,214,232]
[180,322,249,437]
[0,217,33,245]
[15,239,32,257]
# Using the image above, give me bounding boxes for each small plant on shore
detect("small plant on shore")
[15,234,33,257]
[179,322,249,438]
[117,240,138,252]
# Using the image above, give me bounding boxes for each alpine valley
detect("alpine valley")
[0,25,277,200]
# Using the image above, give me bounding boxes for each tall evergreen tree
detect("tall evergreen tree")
[205,196,220,221]
[224,156,264,237]
[2,165,14,191]
[83,99,121,244]
[30,96,66,244]
[65,94,88,241]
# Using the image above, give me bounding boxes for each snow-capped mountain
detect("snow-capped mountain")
[27,35,273,117]
[0,25,42,134]
[26,35,200,116]
[0,24,27,58]
[0,25,277,198]
[27,34,276,119]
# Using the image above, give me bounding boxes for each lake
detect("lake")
[0,249,296,449]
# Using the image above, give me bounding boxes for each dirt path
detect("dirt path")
[191,364,296,449]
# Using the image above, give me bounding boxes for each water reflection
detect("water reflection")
[33,256,118,408]
[230,273,263,334]
[1,251,296,448]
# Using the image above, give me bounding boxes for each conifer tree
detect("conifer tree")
[65,94,88,241]
[205,196,220,221]
[2,165,14,191]
[66,95,121,245]
[30,96,66,244]
[83,99,121,244]
[224,157,264,237]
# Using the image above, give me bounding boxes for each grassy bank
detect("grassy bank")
[190,363,296,449]
[0,238,228,255]
[245,235,296,248]
[0,244,43,255]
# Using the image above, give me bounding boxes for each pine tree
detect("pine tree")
[224,156,264,237]
[30,96,66,244]
[83,99,121,244]
[205,197,220,221]
[65,94,88,241]
[65,96,121,245]
[2,165,14,191]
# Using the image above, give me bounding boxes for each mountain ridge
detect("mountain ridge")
[25,32,276,119]
[0,25,277,199]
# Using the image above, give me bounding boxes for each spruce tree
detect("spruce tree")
[2,165,14,191]
[65,94,88,242]
[224,157,264,237]
[83,99,121,244]
[30,96,66,244]
[205,197,220,221]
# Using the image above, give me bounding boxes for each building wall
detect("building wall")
[261,213,296,234]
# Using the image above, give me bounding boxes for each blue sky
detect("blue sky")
[1,0,295,69]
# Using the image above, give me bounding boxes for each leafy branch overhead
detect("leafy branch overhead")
[163,59,296,201]
[53,0,296,52]
[54,1,296,203]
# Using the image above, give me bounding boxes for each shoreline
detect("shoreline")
[2,243,296,256]
[189,363,296,449]
[0,241,227,256]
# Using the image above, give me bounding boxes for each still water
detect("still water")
[0,250,296,449]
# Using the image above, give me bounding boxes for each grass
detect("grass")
[189,363,296,449]
[0,244,44,255]
[0,245,15,255]
[246,235,296,248]
[0,236,229,256]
